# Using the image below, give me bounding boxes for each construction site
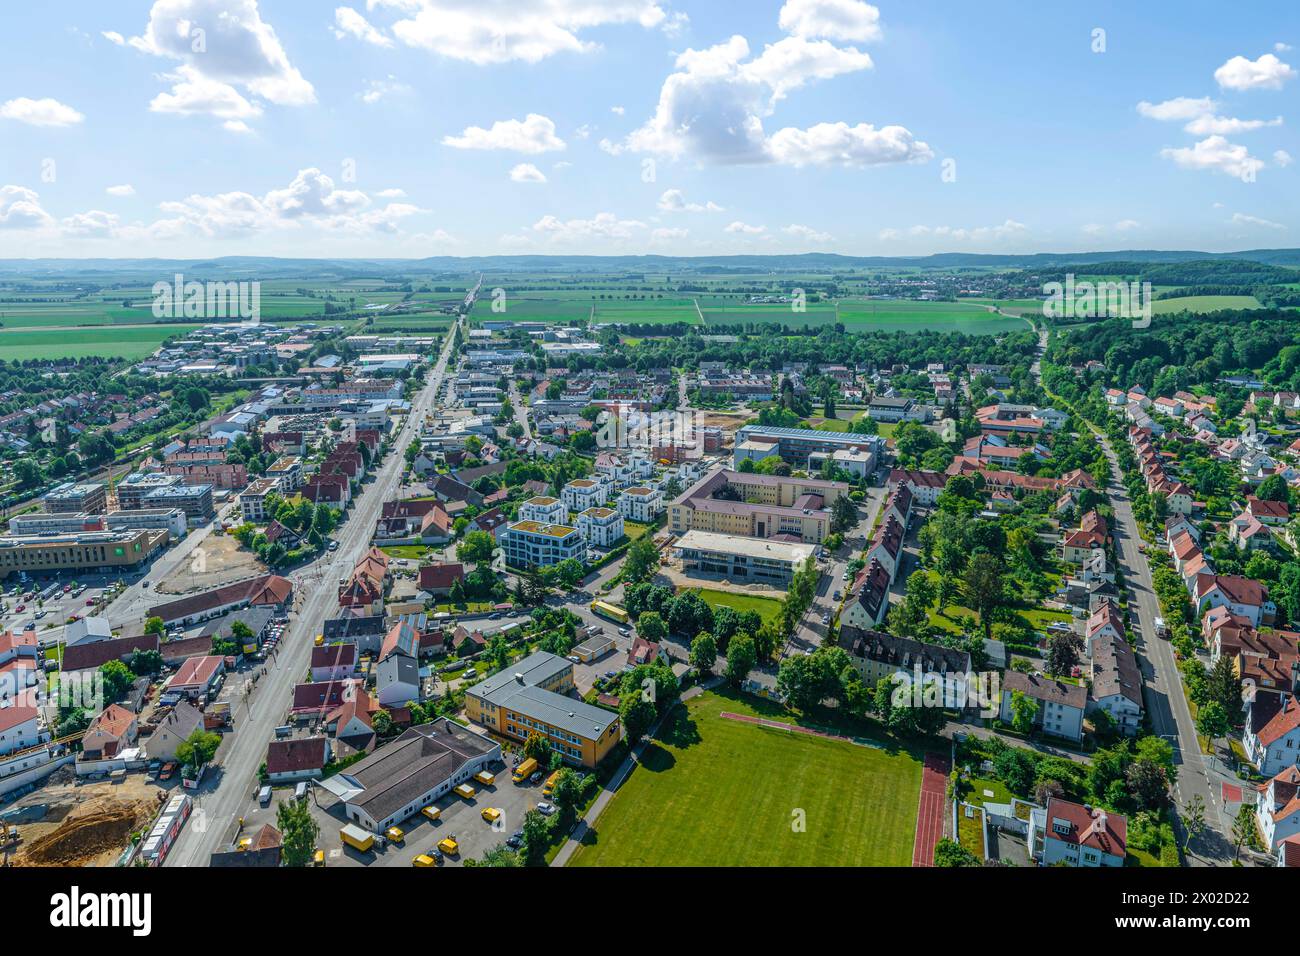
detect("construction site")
[1,768,166,868]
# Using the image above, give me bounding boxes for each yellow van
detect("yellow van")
[412,854,436,867]
[386,826,405,844]
[421,805,441,822]
[480,806,501,824]
[437,837,459,856]
[473,770,495,787]
[542,770,561,797]
[454,783,476,800]
[314,634,324,647]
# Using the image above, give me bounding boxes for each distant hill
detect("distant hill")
[1,249,1299,278]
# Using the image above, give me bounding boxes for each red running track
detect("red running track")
[912,752,950,867]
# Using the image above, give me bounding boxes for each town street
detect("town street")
[1035,329,1233,863]
[164,318,462,866]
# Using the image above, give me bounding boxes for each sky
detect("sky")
[0,0,1297,259]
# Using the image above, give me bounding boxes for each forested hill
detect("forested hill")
[2,248,1300,278]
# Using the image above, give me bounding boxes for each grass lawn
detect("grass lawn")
[378,545,431,560]
[624,520,653,541]
[688,587,784,624]
[568,691,923,866]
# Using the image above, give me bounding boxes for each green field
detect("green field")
[688,587,784,622]
[0,325,201,361]
[836,299,1029,334]
[568,691,923,866]
[1151,294,1262,314]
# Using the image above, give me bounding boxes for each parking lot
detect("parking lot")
[229,750,555,867]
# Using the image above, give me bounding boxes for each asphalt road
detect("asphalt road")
[1035,329,1234,863]
[165,318,462,866]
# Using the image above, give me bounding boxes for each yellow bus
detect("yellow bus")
[591,600,629,625]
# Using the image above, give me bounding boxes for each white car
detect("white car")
[536,802,557,816]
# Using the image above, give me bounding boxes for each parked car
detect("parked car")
[536,801,556,816]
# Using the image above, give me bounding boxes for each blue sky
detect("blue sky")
[0,0,1296,258]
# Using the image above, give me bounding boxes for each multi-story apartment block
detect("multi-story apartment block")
[617,486,663,523]
[577,507,624,549]
[503,521,585,569]
[562,478,607,513]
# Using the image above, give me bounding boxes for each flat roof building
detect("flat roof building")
[0,528,168,575]
[465,651,621,768]
[734,425,883,471]
[673,529,814,587]
[322,717,500,833]
[668,470,848,544]
[43,482,107,515]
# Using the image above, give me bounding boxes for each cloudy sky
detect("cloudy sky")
[0,0,1296,258]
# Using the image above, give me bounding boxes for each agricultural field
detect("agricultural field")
[568,691,924,867]
[835,299,1030,334]
[0,325,201,362]
[0,277,449,330]
[1151,294,1262,314]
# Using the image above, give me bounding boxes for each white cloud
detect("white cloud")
[1276,149,1294,167]
[510,163,547,183]
[0,97,85,127]
[529,211,647,243]
[610,105,625,115]
[621,33,927,167]
[0,186,56,230]
[1160,135,1264,179]
[375,188,407,198]
[365,0,673,65]
[443,113,566,153]
[745,36,874,100]
[1277,43,1293,53]
[1137,96,1281,136]
[61,210,121,238]
[767,122,932,167]
[1231,212,1287,230]
[651,226,689,241]
[333,7,393,47]
[124,0,315,128]
[782,223,832,242]
[102,30,126,45]
[360,76,411,104]
[106,184,136,197]
[879,219,1026,242]
[223,119,254,134]
[657,188,723,213]
[724,220,766,235]
[1136,96,1215,121]
[149,65,262,121]
[1214,53,1297,91]
[778,0,882,43]
[150,167,421,238]
[1082,219,1140,236]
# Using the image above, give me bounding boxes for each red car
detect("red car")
[85,599,95,606]
[15,605,24,612]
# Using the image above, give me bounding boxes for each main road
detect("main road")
[1034,329,1233,864]
[165,315,463,866]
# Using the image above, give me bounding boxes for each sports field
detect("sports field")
[567,691,923,867]
[0,325,200,361]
